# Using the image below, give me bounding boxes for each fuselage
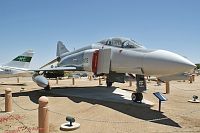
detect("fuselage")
[57,37,196,77]
[31,38,196,89]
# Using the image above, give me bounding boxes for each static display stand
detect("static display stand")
[153,92,167,112]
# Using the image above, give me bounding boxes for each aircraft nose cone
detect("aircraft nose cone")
[143,50,196,76]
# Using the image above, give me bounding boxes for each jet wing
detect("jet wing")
[39,58,58,69]
[30,66,77,72]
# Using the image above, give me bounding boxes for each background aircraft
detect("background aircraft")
[0,50,34,78]
[32,37,196,102]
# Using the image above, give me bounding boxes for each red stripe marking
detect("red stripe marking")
[92,50,99,74]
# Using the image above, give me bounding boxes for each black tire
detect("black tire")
[131,93,143,102]
[106,81,113,87]
[44,84,51,91]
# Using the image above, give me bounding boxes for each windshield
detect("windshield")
[98,38,143,49]
[122,40,141,48]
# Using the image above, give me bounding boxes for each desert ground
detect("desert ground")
[0,75,200,133]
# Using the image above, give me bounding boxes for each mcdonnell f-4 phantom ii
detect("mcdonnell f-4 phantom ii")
[32,37,196,102]
[0,50,34,78]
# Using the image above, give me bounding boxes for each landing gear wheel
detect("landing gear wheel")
[44,84,51,91]
[131,93,143,102]
[106,81,113,87]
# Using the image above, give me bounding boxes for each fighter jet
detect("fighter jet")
[32,37,196,102]
[0,50,34,78]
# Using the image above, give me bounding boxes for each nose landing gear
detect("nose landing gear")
[131,93,143,102]
[131,75,147,102]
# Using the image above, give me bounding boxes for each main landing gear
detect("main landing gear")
[130,75,147,102]
[44,83,51,91]
[106,81,113,87]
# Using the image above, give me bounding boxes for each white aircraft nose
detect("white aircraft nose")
[143,50,196,76]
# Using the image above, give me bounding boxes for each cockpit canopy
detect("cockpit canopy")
[98,37,144,49]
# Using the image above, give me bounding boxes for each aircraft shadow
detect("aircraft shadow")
[1,86,181,127]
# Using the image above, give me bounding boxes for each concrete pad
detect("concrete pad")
[49,87,154,107]
[188,100,200,103]
[113,88,154,106]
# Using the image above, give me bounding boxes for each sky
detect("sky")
[0,0,200,68]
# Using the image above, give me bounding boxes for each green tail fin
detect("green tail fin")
[5,50,34,68]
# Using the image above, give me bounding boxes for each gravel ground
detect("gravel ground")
[0,76,200,133]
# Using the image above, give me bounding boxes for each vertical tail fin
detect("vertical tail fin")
[4,50,34,69]
[56,41,69,57]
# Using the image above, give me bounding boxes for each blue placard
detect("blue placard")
[153,92,167,101]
